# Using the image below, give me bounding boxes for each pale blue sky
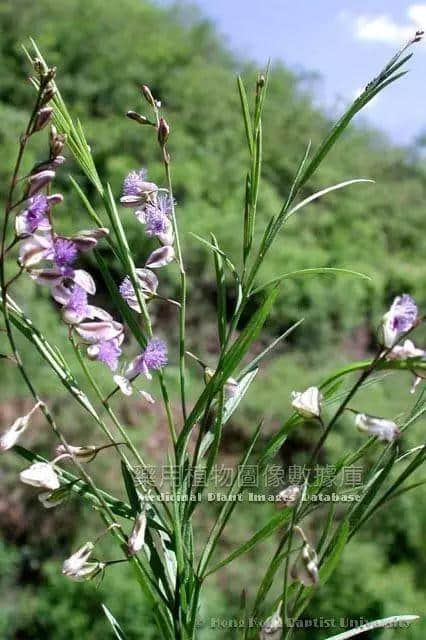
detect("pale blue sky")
[161,1,426,146]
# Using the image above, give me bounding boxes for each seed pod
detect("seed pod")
[55,444,98,463]
[141,84,156,107]
[126,111,150,125]
[127,511,147,555]
[158,117,170,146]
[33,107,53,132]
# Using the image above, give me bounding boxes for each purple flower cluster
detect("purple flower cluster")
[382,294,419,347]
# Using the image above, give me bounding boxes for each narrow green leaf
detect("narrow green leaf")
[206,508,292,576]
[251,268,371,297]
[121,461,140,516]
[222,368,258,424]
[322,616,419,640]
[237,75,254,154]
[198,421,262,576]
[101,604,130,640]
[284,179,374,222]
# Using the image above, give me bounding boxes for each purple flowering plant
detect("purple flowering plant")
[0,36,425,640]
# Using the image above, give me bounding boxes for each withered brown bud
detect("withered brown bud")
[126,110,149,125]
[44,66,57,82]
[33,107,53,132]
[33,58,44,76]
[50,125,67,157]
[257,74,266,89]
[158,117,170,146]
[41,84,56,106]
[141,84,156,107]
[414,29,424,42]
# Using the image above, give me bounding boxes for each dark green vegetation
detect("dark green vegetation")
[0,0,425,638]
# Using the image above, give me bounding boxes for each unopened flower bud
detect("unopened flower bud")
[276,485,301,508]
[291,386,322,419]
[33,107,53,132]
[27,170,55,196]
[0,402,42,451]
[355,413,400,442]
[126,111,149,125]
[260,604,282,639]
[20,461,60,490]
[55,443,98,462]
[291,541,319,587]
[141,84,156,107]
[127,511,147,555]
[158,117,170,146]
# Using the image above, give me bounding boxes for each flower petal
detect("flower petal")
[145,245,175,269]
[73,269,96,294]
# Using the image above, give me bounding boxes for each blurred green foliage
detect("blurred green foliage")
[0,0,425,638]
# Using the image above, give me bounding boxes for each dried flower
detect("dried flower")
[126,337,168,379]
[276,485,301,508]
[291,386,322,418]
[20,461,60,490]
[382,294,418,347]
[0,402,42,452]
[355,413,400,442]
[127,511,147,555]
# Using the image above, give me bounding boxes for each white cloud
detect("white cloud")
[351,4,426,46]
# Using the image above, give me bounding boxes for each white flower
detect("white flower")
[387,339,425,361]
[291,542,319,587]
[62,542,94,577]
[128,511,147,556]
[260,605,282,639]
[66,561,105,582]
[19,462,60,490]
[276,485,301,508]
[291,386,322,418]
[38,490,67,509]
[113,375,133,396]
[0,402,41,452]
[355,413,400,442]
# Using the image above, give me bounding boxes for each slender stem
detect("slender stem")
[164,155,187,424]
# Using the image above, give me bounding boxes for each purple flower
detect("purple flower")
[145,208,169,238]
[127,337,168,379]
[383,294,418,347]
[122,169,148,196]
[54,238,78,269]
[22,195,50,233]
[119,277,135,303]
[93,339,122,371]
[388,294,418,332]
[66,284,88,316]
